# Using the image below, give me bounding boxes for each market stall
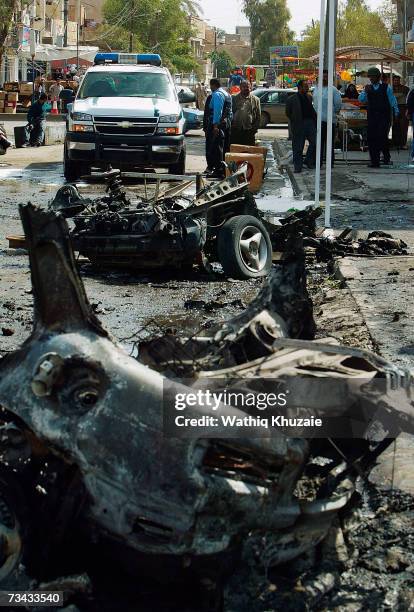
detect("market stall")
[310,46,412,157]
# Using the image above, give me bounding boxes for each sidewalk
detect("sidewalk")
[273,134,414,494]
[274,136,414,203]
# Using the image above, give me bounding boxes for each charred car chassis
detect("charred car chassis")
[0,203,413,608]
[50,168,274,279]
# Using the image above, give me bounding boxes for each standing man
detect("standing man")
[392,75,410,148]
[35,77,47,100]
[49,80,63,110]
[406,86,414,162]
[285,80,317,173]
[312,69,342,167]
[228,69,243,94]
[22,93,48,147]
[358,67,399,168]
[265,66,276,87]
[195,82,208,110]
[231,80,261,146]
[204,78,232,178]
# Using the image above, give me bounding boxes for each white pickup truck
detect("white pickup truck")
[64,53,194,180]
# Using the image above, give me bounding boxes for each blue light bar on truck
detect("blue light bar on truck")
[94,53,162,66]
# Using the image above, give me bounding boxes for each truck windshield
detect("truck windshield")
[78,71,174,100]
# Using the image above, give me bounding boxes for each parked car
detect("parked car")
[252,87,297,127]
[182,107,204,133]
[175,85,196,107]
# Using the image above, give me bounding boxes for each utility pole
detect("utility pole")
[214,28,217,78]
[323,0,337,77]
[76,0,81,69]
[63,0,69,46]
[129,0,134,53]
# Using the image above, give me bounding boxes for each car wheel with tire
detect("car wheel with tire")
[217,215,272,279]
[169,151,186,175]
[259,112,270,128]
[63,144,83,181]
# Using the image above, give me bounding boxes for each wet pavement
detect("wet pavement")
[0,129,286,357]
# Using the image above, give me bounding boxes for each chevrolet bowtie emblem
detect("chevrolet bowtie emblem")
[120,121,132,128]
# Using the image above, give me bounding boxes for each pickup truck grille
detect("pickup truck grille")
[94,117,158,136]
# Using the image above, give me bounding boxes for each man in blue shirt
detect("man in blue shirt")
[204,78,232,178]
[312,70,342,167]
[358,66,399,168]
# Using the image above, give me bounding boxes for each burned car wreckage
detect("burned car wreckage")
[49,168,274,279]
[0,196,414,608]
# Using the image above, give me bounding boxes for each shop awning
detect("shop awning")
[18,44,99,63]
[310,46,412,64]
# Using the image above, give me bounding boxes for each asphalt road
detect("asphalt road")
[0,127,286,358]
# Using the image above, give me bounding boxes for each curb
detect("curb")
[272,137,303,198]
[0,113,65,122]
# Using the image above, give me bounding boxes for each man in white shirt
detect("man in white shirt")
[312,70,342,167]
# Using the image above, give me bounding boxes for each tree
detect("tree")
[102,0,198,72]
[209,49,235,78]
[0,0,18,68]
[378,0,399,35]
[300,0,392,59]
[242,0,294,64]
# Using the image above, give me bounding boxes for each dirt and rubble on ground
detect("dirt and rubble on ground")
[1,157,414,611]
[0,200,413,611]
[224,486,414,612]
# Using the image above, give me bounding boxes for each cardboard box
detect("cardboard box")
[19,83,33,96]
[225,152,265,192]
[230,144,268,161]
[0,103,5,112]
[4,106,17,114]
[0,92,6,100]
[4,82,19,92]
[7,92,18,103]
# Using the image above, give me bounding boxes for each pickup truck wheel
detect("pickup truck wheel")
[217,215,272,279]
[259,112,270,128]
[63,144,82,182]
[169,152,186,175]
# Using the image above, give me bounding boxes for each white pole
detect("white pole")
[325,0,335,228]
[314,0,326,207]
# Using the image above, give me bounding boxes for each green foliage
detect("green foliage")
[299,0,392,58]
[242,0,294,64]
[378,0,399,35]
[0,0,19,62]
[102,0,198,73]
[209,49,235,78]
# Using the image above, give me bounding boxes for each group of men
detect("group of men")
[203,78,261,179]
[286,66,406,172]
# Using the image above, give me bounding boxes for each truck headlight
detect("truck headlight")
[157,126,180,135]
[159,115,180,123]
[72,112,93,121]
[73,124,95,132]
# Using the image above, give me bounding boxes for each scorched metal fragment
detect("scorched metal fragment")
[0,203,413,608]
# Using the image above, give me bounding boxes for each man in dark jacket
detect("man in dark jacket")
[22,93,48,147]
[285,80,316,173]
[358,66,399,167]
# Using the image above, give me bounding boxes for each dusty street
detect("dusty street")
[0,127,286,359]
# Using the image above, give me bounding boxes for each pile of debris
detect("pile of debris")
[50,167,273,279]
[307,229,408,261]
[0,203,413,610]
